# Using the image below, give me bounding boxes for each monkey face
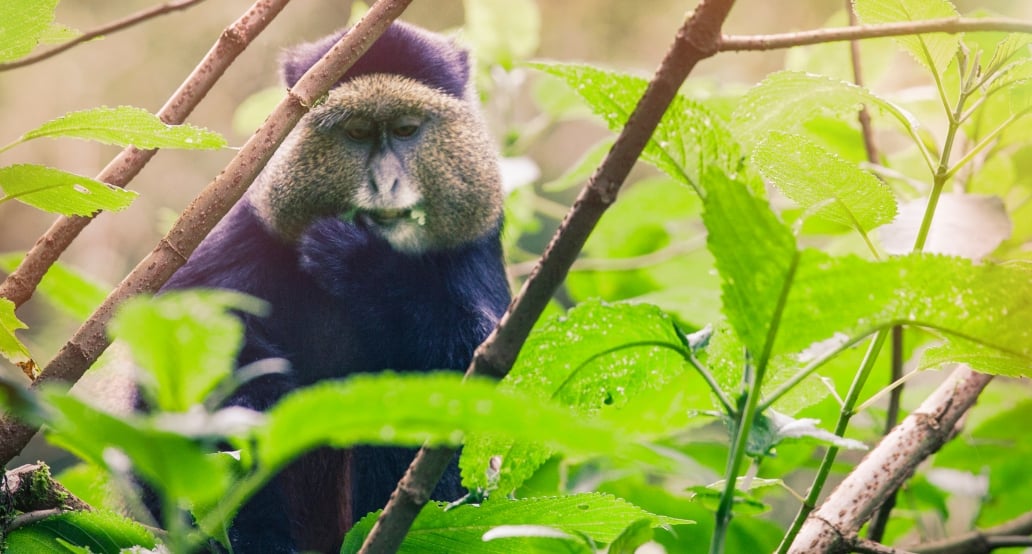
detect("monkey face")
[252,74,503,254]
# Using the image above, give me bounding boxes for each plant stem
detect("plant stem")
[775,330,889,554]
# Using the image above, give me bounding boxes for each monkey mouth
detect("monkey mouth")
[345,205,427,227]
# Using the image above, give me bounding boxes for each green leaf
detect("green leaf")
[461,300,703,493]
[258,372,651,474]
[744,410,867,458]
[0,298,37,379]
[703,169,1032,387]
[919,337,1031,377]
[41,390,234,509]
[608,518,655,554]
[109,290,267,412]
[731,71,924,154]
[753,131,896,233]
[463,0,540,69]
[55,463,115,513]
[39,22,82,45]
[532,62,749,194]
[0,0,59,62]
[0,254,109,321]
[853,0,961,76]
[341,494,691,553]
[0,164,138,216]
[4,510,157,553]
[19,106,227,150]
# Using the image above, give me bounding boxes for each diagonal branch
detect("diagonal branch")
[0,0,414,466]
[720,17,1032,52]
[0,0,289,309]
[355,1,738,553]
[0,0,211,72]
[788,366,992,553]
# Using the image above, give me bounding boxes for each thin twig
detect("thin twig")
[356,1,738,553]
[910,510,1032,554]
[0,0,210,71]
[720,17,1032,52]
[0,0,290,310]
[0,0,413,465]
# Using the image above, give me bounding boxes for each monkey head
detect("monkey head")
[251,23,503,254]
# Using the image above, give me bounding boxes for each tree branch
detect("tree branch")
[910,510,1032,554]
[720,17,1032,52]
[2,462,91,514]
[0,0,414,465]
[356,1,738,553]
[0,0,210,72]
[788,366,992,553]
[0,0,290,309]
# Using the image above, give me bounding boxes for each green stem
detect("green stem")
[757,331,874,413]
[711,252,800,554]
[775,330,889,554]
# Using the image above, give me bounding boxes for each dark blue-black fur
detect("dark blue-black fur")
[154,22,509,553]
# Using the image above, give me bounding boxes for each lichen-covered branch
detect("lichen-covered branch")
[0,0,413,466]
[2,462,90,514]
[356,1,738,553]
[788,366,992,553]
[0,0,291,309]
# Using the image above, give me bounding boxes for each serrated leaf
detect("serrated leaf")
[109,290,267,412]
[730,71,924,154]
[0,254,109,321]
[463,0,540,69]
[532,62,748,194]
[753,132,896,233]
[0,298,37,379]
[703,169,1032,387]
[0,164,137,216]
[879,193,1012,260]
[853,0,960,76]
[461,300,699,493]
[687,486,769,516]
[341,494,691,554]
[0,0,59,62]
[20,106,227,150]
[4,510,157,553]
[919,338,1030,377]
[258,372,654,474]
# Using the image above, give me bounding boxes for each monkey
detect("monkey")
[150,21,511,553]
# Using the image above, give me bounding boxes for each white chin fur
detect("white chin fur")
[378,221,429,254]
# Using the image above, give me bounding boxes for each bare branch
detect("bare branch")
[720,17,1032,52]
[0,0,414,465]
[356,1,739,552]
[0,0,290,309]
[0,0,210,72]
[788,366,992,553]
[911,510,1032,554]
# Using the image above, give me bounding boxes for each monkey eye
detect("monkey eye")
[343,119,374,141]
[392,123,419,139]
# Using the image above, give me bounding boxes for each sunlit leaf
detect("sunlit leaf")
[753,131,896,233]
[341,494,690,553]
[853,0,960,76]
[0,0,59,62]
[461,300,702,493]
[532,62,750,195]
[20,106,227,150]
[0,165,137,216]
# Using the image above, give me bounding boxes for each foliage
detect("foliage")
[1,0,1031,553]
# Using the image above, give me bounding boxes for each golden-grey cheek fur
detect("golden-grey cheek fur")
[251,74,503,252]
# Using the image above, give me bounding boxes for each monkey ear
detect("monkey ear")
[279,22,472,98]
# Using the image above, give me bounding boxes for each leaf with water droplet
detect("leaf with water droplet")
[0,164,137,216]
